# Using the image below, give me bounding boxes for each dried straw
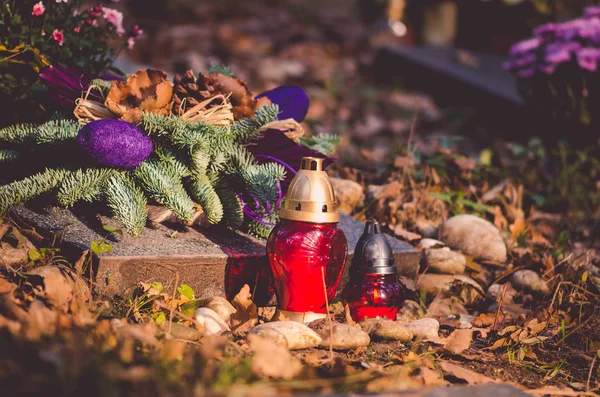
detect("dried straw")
[73,85,117,125]
[178,94,234,127]
[259,118,305,142]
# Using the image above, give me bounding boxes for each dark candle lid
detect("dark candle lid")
[351,220,397,275]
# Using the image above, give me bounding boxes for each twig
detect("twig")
[492,284,508,330]
[168,271,180,336]
[587,354,597,392]
[321,266,333,360]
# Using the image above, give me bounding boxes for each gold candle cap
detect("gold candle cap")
[279,157,340,223]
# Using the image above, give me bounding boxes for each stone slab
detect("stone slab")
[11,203,419,304]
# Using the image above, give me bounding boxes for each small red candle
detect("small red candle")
[267,157,348,323]
[343,220,405,321]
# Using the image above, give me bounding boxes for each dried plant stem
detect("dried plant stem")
[168,271,180,336]
[321,266,333,360]
[587,354,597,392]
[74,84,117,124]
[179,94,234,127]
[492,284,508,330]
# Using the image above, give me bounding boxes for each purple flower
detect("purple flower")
[556,18,586,40]
[39,65,92,108]
[533,23,558,41]
[577,17,600,39]
[545,42,580,64]
[510,37,541,56]
[585,6,600,18]
[77,120,153,169]
[576,47,600,71]
[255,86,310,122]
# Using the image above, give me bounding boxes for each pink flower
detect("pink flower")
[53,29,64,46]
[55,0,67,3]
[102,7,125,36]
[74,26,81,33]
[128,37,135,50]
[32,2,45,16]
[132,25,143,37]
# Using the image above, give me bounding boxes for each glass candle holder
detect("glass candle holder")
[342,220,405,322]
[267,157,348,323]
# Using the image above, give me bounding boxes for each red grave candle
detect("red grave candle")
[267,157,348,324]
[342,221,405,321]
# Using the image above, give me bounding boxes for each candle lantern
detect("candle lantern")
[343,220,405,321]
[267,157,348,324]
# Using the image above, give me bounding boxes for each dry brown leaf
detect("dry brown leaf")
[25,299,58,341]
[439,361,495,385]
[105,69,173,122]
[419,366,447,386]
[249,334,302,380]
[527,385,580,396]
[481,180,509,203]
[393,225,422,242]
[442,329,474,355]
[487,337,510,351]
[230,284,258,329]
[509,218,527,241]
[473,312,505,328]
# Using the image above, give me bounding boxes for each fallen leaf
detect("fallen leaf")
[393,224,422,242]
[481,180,509,203]
[419,366,447,386]
[249,334,302,380]
[527,385,580,396]
[473,312,506,328]
[439,361,495,385]
[509,218,526,241]
[442,329,474,355]
[486,337,510,351]
[230,284,258,329]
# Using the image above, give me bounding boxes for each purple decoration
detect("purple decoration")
[255,85,310,122]
[77,120,153,169]
[39,65,93,108]
[248,129,332,191]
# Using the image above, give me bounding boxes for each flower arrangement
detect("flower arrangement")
[504,6,600,127]
[0,63,337,238]
[0,0,139,122]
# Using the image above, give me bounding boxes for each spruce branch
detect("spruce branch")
[0,149,19,164]
[189,172,223,225]
[89,78,112,95]
[245,214,277,239]
[104,174,148,236]
[134,160,196,222]
[225,104,279,142]
[56,168,117,207]
[0,119,80,145]
[0,168,69,214]
[207,63,234,77]
[299,133,341,156]
[215,181,243,228]
[155,147,191,178]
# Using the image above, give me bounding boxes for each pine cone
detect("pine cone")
[172,70,223,115]
[172,70,271,119]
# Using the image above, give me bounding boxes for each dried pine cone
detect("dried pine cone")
[172,70,270,119]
